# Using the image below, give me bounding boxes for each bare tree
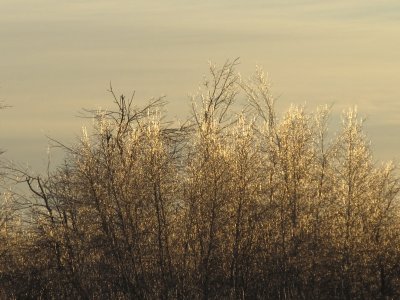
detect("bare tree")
[1,62,400,299]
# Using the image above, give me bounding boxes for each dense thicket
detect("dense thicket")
[1,61,400,299]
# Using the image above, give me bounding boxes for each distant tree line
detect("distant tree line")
[1,60,400,299]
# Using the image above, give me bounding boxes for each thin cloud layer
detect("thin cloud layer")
[1,0,399,169]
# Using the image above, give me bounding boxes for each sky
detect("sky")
[1,0,400,171]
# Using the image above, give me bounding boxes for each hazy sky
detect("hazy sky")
[1,0,400,171]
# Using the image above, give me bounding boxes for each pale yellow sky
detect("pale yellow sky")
[1,0,400,170]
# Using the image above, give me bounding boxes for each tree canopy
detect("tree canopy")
[1,61,400,299]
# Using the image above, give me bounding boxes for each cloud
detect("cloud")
[1,0,399,165]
